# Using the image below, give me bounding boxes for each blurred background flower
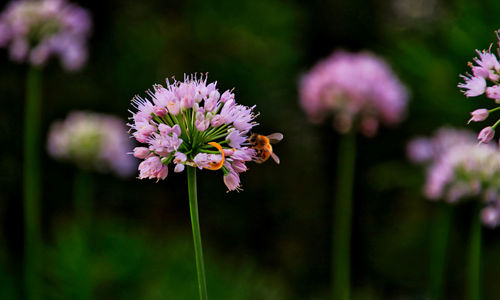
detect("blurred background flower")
[0,1,92,297]
[300,49,409,300]
[0,0,91,70]
[408,127,500,225]
[407,126,500,300]
[300,50,408,137]
[47,111,135,177]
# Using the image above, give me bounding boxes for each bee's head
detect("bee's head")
[248,133,257,143]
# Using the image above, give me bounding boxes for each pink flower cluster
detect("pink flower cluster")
[458,29,500,145]
[408,127,500,227]
[129,74,261,191]
[300,50,408,136]
[47,111,135,177]
[0,0,91,70]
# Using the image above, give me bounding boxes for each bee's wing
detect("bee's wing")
[267,133,283,144]
[270,152,280,164]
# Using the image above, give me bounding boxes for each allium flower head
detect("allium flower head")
[408,127,500,227]
[47,111,135,177]
[407,127,475,163]
[0,0,91,70]
[128,74,275,191]
[299,50,408,136]
[459,29,500,145]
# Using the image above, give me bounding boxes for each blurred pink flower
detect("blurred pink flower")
[299,50,408,136]
[0,0,91,70]
[407,127,475,163]
[481,206,500,228]
[407,138,434,163]
[408,127,500,227]
[47,111,136,177]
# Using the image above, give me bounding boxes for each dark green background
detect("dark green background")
[1,0,500,298]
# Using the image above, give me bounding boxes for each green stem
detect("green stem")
[74,170,93,231]
[187,167,208,300]
[171,114,189,142]
[207,133,228,141]
[429,204,452,300]
[466,205,482,300]
[202,124,229,141]
[488,106,500,114]
[24,66,42,300]
[199,150,220,154]
[161,114,175,127]
[332,131,356,300]
[73,170,93,300]
[491,118,500,130]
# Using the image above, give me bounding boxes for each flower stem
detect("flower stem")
[73,170,93,299]
[24,66,42,300]
[187,166,208,300]
[74,170,93,231]
[332,131,356,300]
[429,204,452,300]
[491,118,500,130]
[466,205,482,300]
[488,106,500,114]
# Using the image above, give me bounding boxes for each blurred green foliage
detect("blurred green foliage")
[43,220,287,299]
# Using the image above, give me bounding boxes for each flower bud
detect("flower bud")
[468,108,489,124]
[211,115,223,127]
[172,124,181,136]
[157,165,168,180]
[208,90,220,102]
[166,98,180,115]
[223,148,235,156]
[158,123,172,135]
[471,66,489,78]
[489,73,500,82]
[223,171,241,191]
[195,119,209,132]
[180,96,194,110]
[478,126,495,144]
[486,86,500,100]
[459,76,486,97]
[153,105,167,117]
[174,163,185,173]
[231,160,248,173]
[220,90,234,103]
[133,147,150,159]
[174,152,187,163]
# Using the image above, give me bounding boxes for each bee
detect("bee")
[248,133,283,164]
